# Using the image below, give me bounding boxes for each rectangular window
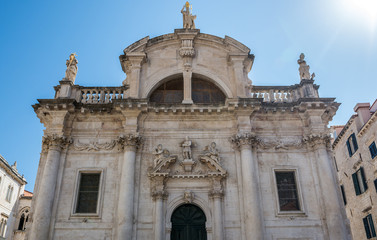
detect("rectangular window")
[75,173,101,214]
[369,142,377,159]
[346,133,358,157]
[363,214,377,239]
[374,179,377,192]
[352,167,368,196]
[275,171,300,211]
[340,185,347,205]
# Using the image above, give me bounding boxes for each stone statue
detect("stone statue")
[65,53,78,83]
[181,136,192,160]
[181,1,196,29]
[203,142,220,163]
[297,53,311,81]
[153,144,171,167]
[183,190,194,203]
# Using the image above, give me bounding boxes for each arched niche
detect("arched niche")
[149,74,226,104]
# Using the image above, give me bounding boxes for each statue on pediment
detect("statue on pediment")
[65,53,78,83]
[181,1,196,29]
[203,142,220,163]
[297,53,311,80]
[153,144,172,168]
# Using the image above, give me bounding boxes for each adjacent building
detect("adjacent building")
[26,6,351,240]
[0,155,27,240]
[12,190,32,240]
[333,100,377,239]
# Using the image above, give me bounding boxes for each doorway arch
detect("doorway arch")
[171,204,207,240]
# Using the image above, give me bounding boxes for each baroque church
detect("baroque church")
[27,3,351,240]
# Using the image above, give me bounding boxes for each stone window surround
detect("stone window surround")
[272,167,306,217]
[5,185,13,202]
[70,168,105,219]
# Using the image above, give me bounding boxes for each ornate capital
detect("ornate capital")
[117,133,142,151]
[303,133,331,149]
[42,134,72,152]
[230,132,260,149]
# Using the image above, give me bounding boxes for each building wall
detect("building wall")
[333,101,377,240]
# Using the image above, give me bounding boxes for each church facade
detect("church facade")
[27,7,351,240]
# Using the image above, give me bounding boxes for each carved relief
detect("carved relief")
[42,134,72,152]
[183,190,194,203]
[73,139,117,151]
[303,133,331,149]
[258,139,303,150]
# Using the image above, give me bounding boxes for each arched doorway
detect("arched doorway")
[171,204,207,240]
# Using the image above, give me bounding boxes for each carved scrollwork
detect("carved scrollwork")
[117,133,142,150]
[230,132,260,149]
[303,133,331,149]
[73,140,117,151]
[42,134,72,152]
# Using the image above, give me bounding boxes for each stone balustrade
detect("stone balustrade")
[251,86,299,103]
[79,87,126,104]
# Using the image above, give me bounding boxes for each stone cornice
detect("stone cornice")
[0,155,27,185]
[358,110,377,137]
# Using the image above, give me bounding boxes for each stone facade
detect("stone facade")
[12,190,32,240]
[0,155,27,240]
[26,25,351,239]
[332,100,377,239]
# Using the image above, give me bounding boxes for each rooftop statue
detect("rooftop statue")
[65,53,78,83]
[297,53,311,81]
[181,1,196,29]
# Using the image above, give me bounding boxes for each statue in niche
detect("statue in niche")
[297,53,311,80]
[153,144,171,167]
[181,136,193,160]
[203,142,220,163]
[65,53,78,83]
[181,1,196,29]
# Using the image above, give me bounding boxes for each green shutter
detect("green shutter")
[364,216,372,239]
[352,133,358,152]
[346,140,352,157]
[368,215,376,237]
[352,173,361,195]
[361,167,368,191]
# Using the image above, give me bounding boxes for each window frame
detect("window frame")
[369,141,377,159]
[346,133,358,157]
[340,185,347,205]
[352,167,368,196]
[272,168,306,216]
[71,169,105,218]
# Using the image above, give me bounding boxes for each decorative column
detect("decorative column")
[210,177,224,240]
[152,177,168,240]
[120,52,146,98]
[29,134,71,240]
[231,133,264,240]
[116,133,142,240]
[176,29,199,104]
[304,134,350,239]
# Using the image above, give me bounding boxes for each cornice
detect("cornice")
[358,110,377,137]
[0,155,27,185]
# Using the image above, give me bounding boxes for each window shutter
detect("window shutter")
[361,167,368,190]
[374,179,377,192]
[346,141,352,157]
[364,217,372,239]
[368,215,377,237]
[352,133,358,152]
[352,173,361,195]
[340,185,347,205]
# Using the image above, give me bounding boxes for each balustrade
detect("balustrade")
[79,87,126,104]
[251,86,299,103]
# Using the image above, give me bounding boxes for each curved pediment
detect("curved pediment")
[120,29,255,100]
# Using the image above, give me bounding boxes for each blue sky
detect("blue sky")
[1,0,376,191]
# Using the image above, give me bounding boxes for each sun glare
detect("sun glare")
[342,0,377,31]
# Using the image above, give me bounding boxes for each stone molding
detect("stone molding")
[117,133,143,150]
[42,134,72,152]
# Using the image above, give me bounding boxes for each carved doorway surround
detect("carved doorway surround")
[171,204,207,240]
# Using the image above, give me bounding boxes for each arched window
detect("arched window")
[0,218,7,237]
[17,208,30,231]
[150,77,225,104]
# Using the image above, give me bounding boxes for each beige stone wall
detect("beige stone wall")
[334,110,377,240]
